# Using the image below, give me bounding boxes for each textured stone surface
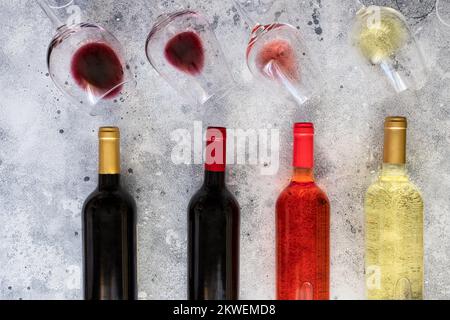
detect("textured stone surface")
[0,0,449,300]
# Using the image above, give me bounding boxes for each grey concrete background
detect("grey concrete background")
[0,0,448,300]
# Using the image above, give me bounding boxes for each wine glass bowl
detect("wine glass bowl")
[145,10,234,105]
[437,0,450,29]
[47,23,135,115]
[358,0,436,20]
[246,23,321,105]
[353,6,408,64]
[233,0,276,16]
[352,6,428,93]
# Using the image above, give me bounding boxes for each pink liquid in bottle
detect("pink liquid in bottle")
[164,31,205,76]
[276,123,330,300]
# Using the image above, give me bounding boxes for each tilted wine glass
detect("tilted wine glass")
[145,9,235,106]
[437,0,450,29]
[36,0,135,115]
[233,0,322,106]
[351,4,428,93]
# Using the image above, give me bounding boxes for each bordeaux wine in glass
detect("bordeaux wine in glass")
[36,0,135,115]
[145,10,235,106]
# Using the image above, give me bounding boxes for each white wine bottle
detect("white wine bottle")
[365,117,424,300]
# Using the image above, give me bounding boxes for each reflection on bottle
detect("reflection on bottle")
[366,265,381,290]
[394,278,412,300]
[297,282,314,300]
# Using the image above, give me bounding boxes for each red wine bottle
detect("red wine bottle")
[188,127,240,300]
[82,127,137,300]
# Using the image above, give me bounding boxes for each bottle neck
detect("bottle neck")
[380,163,408,181]
[292,167,315,183]
[202,127,227,188]
[203,170,226,188]
[383,117,407,164]
[205,127,227,173]
[97,127,121,190]
[99,129,121,175]
[293,124,314,168]
[98,174,121,190]
[382,118,408,181]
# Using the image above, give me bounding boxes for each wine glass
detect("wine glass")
[358,0,436,20]
[351,5,428,93]
[437,0,450,28]
[36,0,135,116]
[233,0,322,106]
[233,0,276,16]
[145,10,235,106]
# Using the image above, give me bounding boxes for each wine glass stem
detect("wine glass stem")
[36,0,65,30]
[232,0,258,27]
[145,0,184,18]
[353,0,366,11]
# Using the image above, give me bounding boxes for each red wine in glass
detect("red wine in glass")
[71,42,124,99]
[164,31,205,75]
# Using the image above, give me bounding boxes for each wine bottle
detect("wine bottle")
[276,123,330,300]
[188,127,240,300]
[82,127,137,300]
[365,117,424,300]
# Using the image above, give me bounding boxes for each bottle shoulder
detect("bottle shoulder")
[82,186,136,212]
[366,177,422,197]
[365,178,423,209]
[188,185,240,212]
[277,181,329,204]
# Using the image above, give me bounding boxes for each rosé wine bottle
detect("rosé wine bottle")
[276,123,330,300]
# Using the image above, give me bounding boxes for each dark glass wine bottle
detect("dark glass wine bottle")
[188,127,240,300]
[82,127,137,300]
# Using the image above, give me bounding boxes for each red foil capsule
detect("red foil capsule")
[205,127,226,172]
[293,122,314,168]
[276,122,330,300]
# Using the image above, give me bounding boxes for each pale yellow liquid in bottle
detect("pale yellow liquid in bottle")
[365,164,424,300]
